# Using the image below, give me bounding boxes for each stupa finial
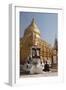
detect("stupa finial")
[31,18,35,25]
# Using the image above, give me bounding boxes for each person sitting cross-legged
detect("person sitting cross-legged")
[43,61,50,72]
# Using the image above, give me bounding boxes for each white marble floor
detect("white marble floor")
[20,72,58,78]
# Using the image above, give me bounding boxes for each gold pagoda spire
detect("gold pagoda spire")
[30,18,38,28]
[31,18,35,26]
[24,18,40,36]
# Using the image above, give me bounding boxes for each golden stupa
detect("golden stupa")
[24,18,40,36]
[20,18,53,64]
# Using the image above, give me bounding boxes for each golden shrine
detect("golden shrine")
[20,18,55,64]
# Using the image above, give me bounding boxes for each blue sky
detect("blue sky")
[20,12,58,46]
